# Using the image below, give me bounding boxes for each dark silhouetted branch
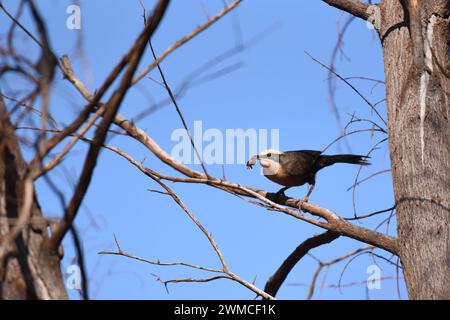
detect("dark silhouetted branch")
[264,231,340,298]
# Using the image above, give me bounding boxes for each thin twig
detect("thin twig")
[306,51,387,127]
[147,37,210,178]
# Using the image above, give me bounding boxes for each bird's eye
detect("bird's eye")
[267,153,272,157]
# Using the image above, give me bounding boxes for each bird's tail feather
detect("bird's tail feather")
[319,154,370,168]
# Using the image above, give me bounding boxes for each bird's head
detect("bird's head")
[246,149,283,175]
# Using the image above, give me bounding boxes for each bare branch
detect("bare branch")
[39,103,108,177]
[306,246,372,299]
[153,274,231,286]
[264,231,340,298]
[147,38,210,177]
[321,0,371,21]
[351,138,388,217]
[132,0,243,85]
[132,22,277,121]
[146,175,230,272]
[47,0,171,253]
[306,51,387,127]
[321,128,386,154]
[289,276,403,290]
[98,181,275,299]
[99,247,222,274]
[345,206,395,221]
[346,168,391,191]
[0,2,42,47]
[16,124,399,255]
[327,15,355,151]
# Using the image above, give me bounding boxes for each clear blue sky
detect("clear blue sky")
[1,0,406,299]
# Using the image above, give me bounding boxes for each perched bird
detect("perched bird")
[246,149,370,202]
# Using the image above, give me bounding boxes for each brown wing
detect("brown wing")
[280,150,322,176]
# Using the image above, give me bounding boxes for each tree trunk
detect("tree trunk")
[380,0,450,299]
[0,97,67,299]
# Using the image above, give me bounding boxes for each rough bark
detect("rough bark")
[380,0,450,299]
[0,97,67,299]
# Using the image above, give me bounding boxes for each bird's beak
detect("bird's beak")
[246,155,258,169]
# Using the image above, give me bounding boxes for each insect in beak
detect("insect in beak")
[246,155,258,169]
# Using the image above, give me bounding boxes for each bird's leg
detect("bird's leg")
[303,183,315,202]
[299,182,315,209]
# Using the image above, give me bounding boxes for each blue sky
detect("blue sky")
[1,0,406,299]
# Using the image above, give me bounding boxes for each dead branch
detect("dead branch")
[264,231,340,298]
[46,0,171,253]
[345,206,395,221]
[306,51,387,127]
[307,246,372,299]
[147,39,210,177]
[132,21,278,121]
[98,184,275,300]
[16,124,399,255]
[321,0,371,21]
[132,0,243,85]
[106,117,398,254]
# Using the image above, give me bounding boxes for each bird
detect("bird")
[246,149,370,203]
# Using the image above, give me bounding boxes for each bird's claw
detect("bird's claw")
[274,189,286,202]
[298,197,309,210]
